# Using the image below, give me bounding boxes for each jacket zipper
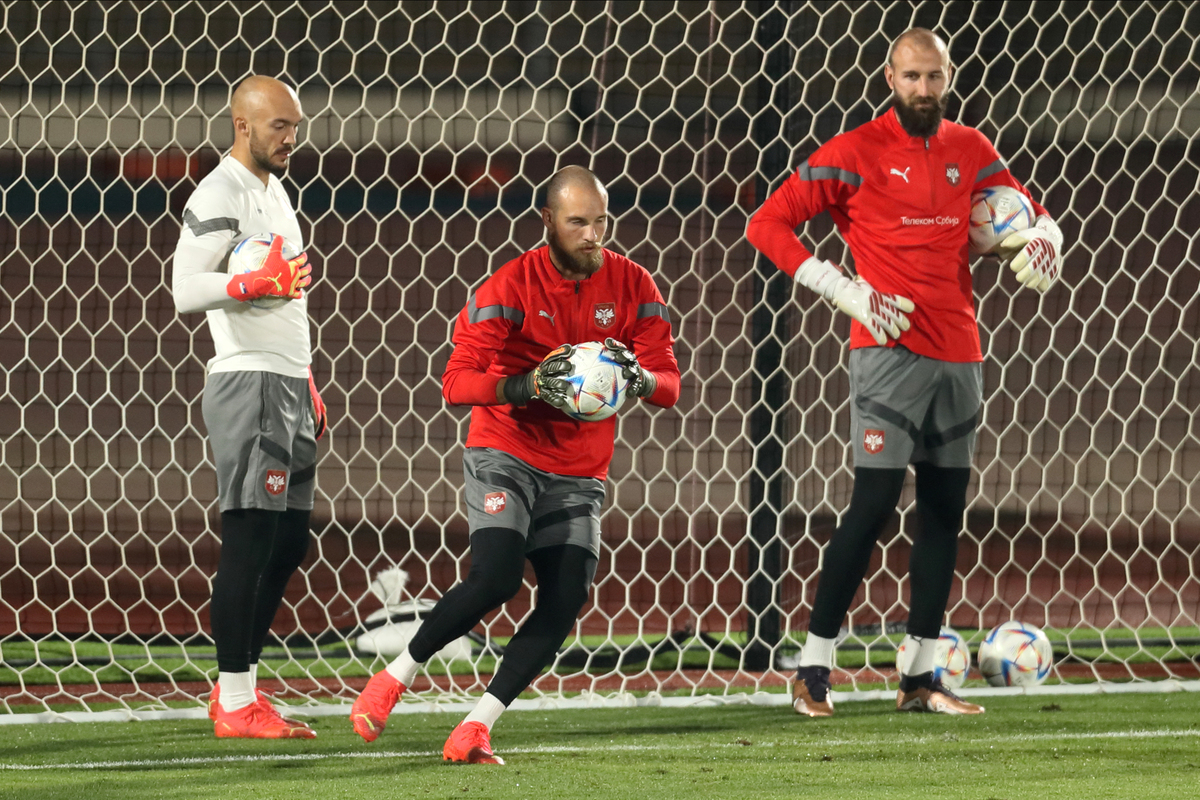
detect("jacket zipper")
[924,137,936,210]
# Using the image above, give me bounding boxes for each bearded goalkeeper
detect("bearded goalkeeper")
[172,75,327,739]
[747,29,1065,716]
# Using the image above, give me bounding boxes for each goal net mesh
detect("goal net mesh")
[2,0,1198,716]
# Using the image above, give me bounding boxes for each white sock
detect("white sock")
[218,671,256,712]
[250,661,259,685]
[905,636,938,677]
[798,634,836,670]
[462,692,506,731]
[386,648,421,687]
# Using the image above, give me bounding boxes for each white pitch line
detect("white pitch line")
[3,728,1199,771]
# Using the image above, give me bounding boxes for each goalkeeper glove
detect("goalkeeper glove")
[502,344,575,408]
[997,215,1064,293]
[307,367,328,441]
[794,256,914,345]
[603,337,656,399]
[226,235,312,302]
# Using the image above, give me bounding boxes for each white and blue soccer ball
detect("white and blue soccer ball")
[978,620,1054,687]
[968,185,1035,255]
[226,232,303,310]
[896,626,972,689]
[561,341,629,422]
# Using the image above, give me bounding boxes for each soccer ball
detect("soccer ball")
[226,232,303,310]
[978,620,1053,687]
[895,626,972,689]
[560,341,629,422]
[968,185,1035,255]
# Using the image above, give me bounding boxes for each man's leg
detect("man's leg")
[894,462,982,714]
[443,543,597,765]
[211,508,278,712]
[248,508,312,673]
[351,528,527,742]
[204,371,317,737]
[895,356,984,714]
[906,462,969,641]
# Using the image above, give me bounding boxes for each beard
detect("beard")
[250,129,289,178]
[893,91,948,138]
[547,228,604,276]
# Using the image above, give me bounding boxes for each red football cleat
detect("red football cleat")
[213,700,316,739]
[207,684,305,725]
[443,721,504,765]
[350,670,406,743]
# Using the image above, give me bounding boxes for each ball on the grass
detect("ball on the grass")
[560,341,629,422]
[895,626,972,689]
[968,185,1035,255]
[226,232,303,310]
[978,620,1053,687]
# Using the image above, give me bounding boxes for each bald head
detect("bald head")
[544,166,607,212]
[541,166,609,279]
[885,29,952,138]
[231,76,300,123]
[887,28,950,70]
[230,75,303,182]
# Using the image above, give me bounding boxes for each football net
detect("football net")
[2,0,1198,719]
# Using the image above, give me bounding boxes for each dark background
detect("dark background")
[1,1,1197,681]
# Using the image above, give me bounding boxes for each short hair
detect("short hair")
[543,165,606,211]
[887,28,950,68]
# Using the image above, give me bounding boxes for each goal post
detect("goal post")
[2,0,1199,719]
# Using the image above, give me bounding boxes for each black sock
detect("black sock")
[405,528,527,662]
[486,544,598,706]
[211,509,278,673]
[807,467,908,639]
[248,508,311,665]
[905,463,970,639]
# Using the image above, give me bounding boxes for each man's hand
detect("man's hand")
[226,235,312,302]
[307,367,328,440]
[603,338,656,398]
[502,344,575,407]
[794,257,914,345]
[997,216,1064,293]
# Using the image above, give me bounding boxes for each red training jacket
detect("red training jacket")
[442,245,681,480]
[746,107,1049,363]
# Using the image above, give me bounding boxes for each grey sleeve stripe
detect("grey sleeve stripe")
[637,302,670,322]
[798,161,863,187]
[183,209,240,236]
[975,159,1007,182]
[467,295,525,326]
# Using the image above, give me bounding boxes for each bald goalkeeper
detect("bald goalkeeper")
[172,75,327,739]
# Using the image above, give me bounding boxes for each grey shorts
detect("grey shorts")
[202,370,317,512]
[463,448,605,557]
[849,347,982,469]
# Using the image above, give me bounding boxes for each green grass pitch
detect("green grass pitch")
[1,692,1198,800]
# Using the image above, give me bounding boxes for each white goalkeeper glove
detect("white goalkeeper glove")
[795,257,914,345]
[996,215,1064,293]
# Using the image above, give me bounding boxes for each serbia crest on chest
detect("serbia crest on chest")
[945,163,961,186]
[593,302,616,329]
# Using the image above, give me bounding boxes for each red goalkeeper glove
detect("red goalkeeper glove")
[307,367,328,440]
[226,235,312,302]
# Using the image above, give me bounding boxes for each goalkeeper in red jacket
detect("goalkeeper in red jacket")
[350,166,681,763]
[747,29,1065,717]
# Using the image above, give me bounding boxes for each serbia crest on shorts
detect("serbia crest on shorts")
[265,469,287,495]
[484,491,506,514]
[945,163,960,186]
[863,429,885,454]
[593,302,616,329]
